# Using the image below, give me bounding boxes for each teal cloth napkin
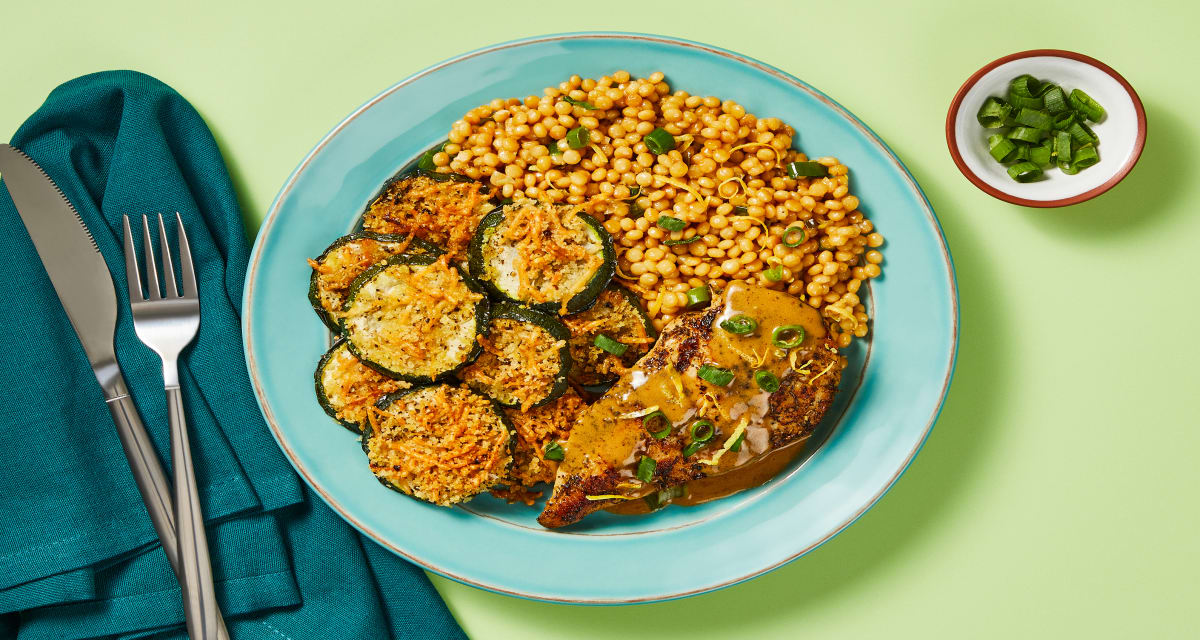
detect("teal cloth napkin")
[0,71,467,640]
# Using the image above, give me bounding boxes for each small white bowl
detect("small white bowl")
[946,49,1146,207]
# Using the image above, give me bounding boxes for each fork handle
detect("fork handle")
[167,383,223,640]
[105,379,229,640]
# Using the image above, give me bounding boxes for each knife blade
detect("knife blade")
[0,143,230,638]
[0,143,123,393]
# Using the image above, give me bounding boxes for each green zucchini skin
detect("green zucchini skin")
[464,301,573,409]
[308,231,443,332]
[467,206,616,315]
[339,253,490,384]
[365,384,515,501]
[314,339,359,432]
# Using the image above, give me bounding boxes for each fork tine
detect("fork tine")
[157,214,179,298]
[141,215,161,299]
[175,213,198,299]
[122,215,145,301]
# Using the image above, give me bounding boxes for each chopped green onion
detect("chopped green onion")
[563,96,597,110]
[782,226,806,247]
[976,97,1011,128]
[1007,161,1043,183]
[544,442,565,461]
[1067,120,1097,145]
[593,334,628,356]
[1072,144,1099,169]
[1007,74,1045,109]
[566,126,591,149]
[719,314,758,335]
[1008,126,1045,144]
[656,215,686,231]
[689,419,715,443]
[644,484,685,510]
[547,141,564,156]
[683,441,706,458]
[1014,108,1053,130]
[627,186,641,198]
[764,265,784,282]
[1051,111,1076,131]
[1029,143,1052,167]
[1055,131,1073,163]
[684,286,710,309]
[729,431,746,452]
[772,325,806,349]
[644,127,676,155]
[755,370,780,392]
[1043,86,1068,114]
[1013,143,1030,162]
[643,411,671,438]
[988,134,1017,163]
[663,236,701,246]
[697,364,734,386]
[786,161,828,178]
[1068,89,1106,122]
[636,456,656,483]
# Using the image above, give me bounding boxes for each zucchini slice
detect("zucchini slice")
[340,254,489,383]
[314,339,410,432]
[468,201,615,315]
[361,174,493,261]
[457,302,571,411]
[308,231,441,332]
[563,284,657,389]
[365,384,513,506]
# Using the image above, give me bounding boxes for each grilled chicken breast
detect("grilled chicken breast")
[538,283,845,528]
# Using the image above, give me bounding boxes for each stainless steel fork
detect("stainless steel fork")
[122,213,223,640]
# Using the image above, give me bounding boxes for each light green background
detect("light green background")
[4,1,1196,637]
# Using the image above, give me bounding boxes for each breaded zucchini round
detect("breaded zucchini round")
[314,339,410,432]
[340,254,489,383]
[468,201,615,315]
[307,231,441,332]
[361,174,492,261]
[457,302,571,411]
[490,389,586,505]
[563,284,656,389]
[365,384,512,506]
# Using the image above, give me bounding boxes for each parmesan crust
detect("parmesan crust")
[308,235,421,319]
[365,385,512,506]
[457,318,565,411]
[563,287,653,385]
[362,175,491,260]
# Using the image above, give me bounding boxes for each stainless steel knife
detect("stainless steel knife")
[0,144,228,639]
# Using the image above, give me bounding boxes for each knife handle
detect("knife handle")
[105,378,230,640]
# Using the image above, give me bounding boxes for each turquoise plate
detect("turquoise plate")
[244,32,957,603]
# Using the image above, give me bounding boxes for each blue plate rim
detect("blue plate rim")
[242,31,960,603]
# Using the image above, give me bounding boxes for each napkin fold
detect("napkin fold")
[0,71,466,640]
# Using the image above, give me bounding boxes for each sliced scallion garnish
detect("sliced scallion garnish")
[786,161,828,178]
[544,442,565,461]
[663,236,700,246]
[755,370,780,393]
[1007,161,1043,183]
[643,411,671,438]
[684,286,711,309]
[1068,89,1106,122]
[563,96,598,110]
[594,334,628,356]
[656,215,687,231]
[772,325,806,349]
[976,96,1011,128]
[988,134,1017,163]
[729,431,747,452]
[782,226,806,247]
[697,364,734,386]
[690,419,715,443]
[719,314,757,335]
[566,126,591,149]
[636,456,656,483]
[644,127,676,155]
[764,265,784,282]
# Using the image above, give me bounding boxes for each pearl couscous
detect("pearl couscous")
[430,71,883,347]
